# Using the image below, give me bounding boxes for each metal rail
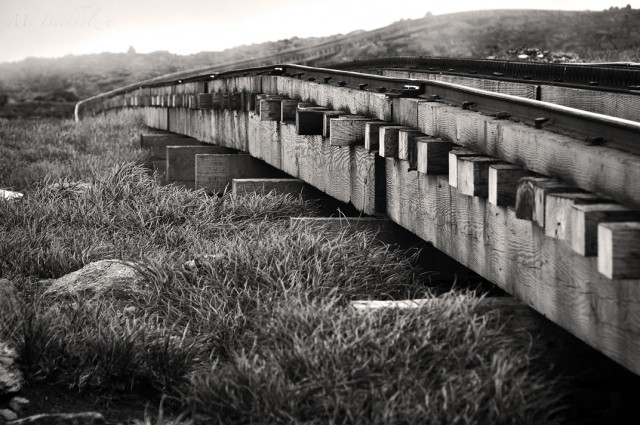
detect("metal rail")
[77,62,640,155]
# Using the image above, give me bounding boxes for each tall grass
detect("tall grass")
[0,113,566,424]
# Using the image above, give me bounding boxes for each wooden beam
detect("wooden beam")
[544,192,609,243]
[364,121,389,151]
[379,126,409,158]
[195,154,278,194]
[259,98,283,121]
[329,116,370,146]
[416,137,453,175]
[398,129,422,169]
[280,100,299,122]
[296,106,329,135]
[488,164,532,207]
[140,134,201,159]
[572,204,640,256]
[197,93,213,109]
[598,222,640,279]
[232,178,305,196]
[515,177,575,226]
[321,111,344,138]
[448,148,481,188]
[229,92,242,110]
[166,145,236,188]
[457,156,500,197]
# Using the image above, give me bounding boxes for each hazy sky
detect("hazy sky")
[0,0,638,63]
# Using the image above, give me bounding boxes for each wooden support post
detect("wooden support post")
[329,116,370,146]
[448,148,481,188]
[379,126,409,158]
[457,157,500,197]
[139,133,195,158]
[416,137,453,175]
[195,154,278,194]
[598,222,640,279]
[296,107,329,135]
[572,203,640,256]
[322,111,344,138]
[544,192,608,242]
[166,145,236,188]
[398,129,422,169]
[364,121,388,152]
[280,100,299,122]
[515,177,575,226]
[232,178,305,196]
[488,164,532,207]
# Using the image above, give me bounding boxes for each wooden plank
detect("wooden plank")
[166,145,236,186]
[296,107,329,135]
[197,93,213,109]
[598,222,640,279]
[350,146,377,215]
[515,177,575,226]
[488,164,533,207]
[379,126,409,158]
[364,121,389,151]
[232,178,305,196]
[416,137,453,175]
[322,111,344,138]
[457,157,501,197]
[398,129,422,169]
[448,148,481,188]
[195,154,277,194]
[544,192,609,243]
[572,204,640,256]
[329,116,370,146]
[229,92,242,111]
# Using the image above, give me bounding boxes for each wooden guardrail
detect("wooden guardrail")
[76,64,640,376]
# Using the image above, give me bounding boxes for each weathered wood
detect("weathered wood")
[544,192,608,243]
[364,121,389,151]
[598,222,640,279]
[197,93,213,109]
[329,116,370,146]
[140,134,200,159]
[416,137,453,175]
[379,126,409,158]
[259,98,283,121]
[572,203,640,256]
[166,145,236,187]
[296,107,329,135]
[195,154,277,194]
[515,177,575,226]
[280,100,299,122]
[488,164,533,207]
[398,129,422,169]
[232,178,305,196]
[322,111,344,138]
[457,156,500,197]
[448,148,481,188]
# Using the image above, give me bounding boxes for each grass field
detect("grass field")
[0,112,567,424]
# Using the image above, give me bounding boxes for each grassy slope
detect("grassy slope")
[0,113,566,424]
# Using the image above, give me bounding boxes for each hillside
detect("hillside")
[1,7,639,118]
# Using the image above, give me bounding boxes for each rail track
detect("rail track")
[76,57,640,377]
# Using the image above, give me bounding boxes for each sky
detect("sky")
[0,0,638,63]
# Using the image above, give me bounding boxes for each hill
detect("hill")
[1,7,639,118]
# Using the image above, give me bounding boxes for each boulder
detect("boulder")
[0,342,22,395]
[44,260,147,300]
[0,190,23,202]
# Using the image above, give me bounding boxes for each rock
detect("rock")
[8,397,29,414]
[0,190,23,202]
[43,260,147,300]
[0,342,22,395]
[0,279,19,318]
[0,408,18,422]
[7,412,105,425]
